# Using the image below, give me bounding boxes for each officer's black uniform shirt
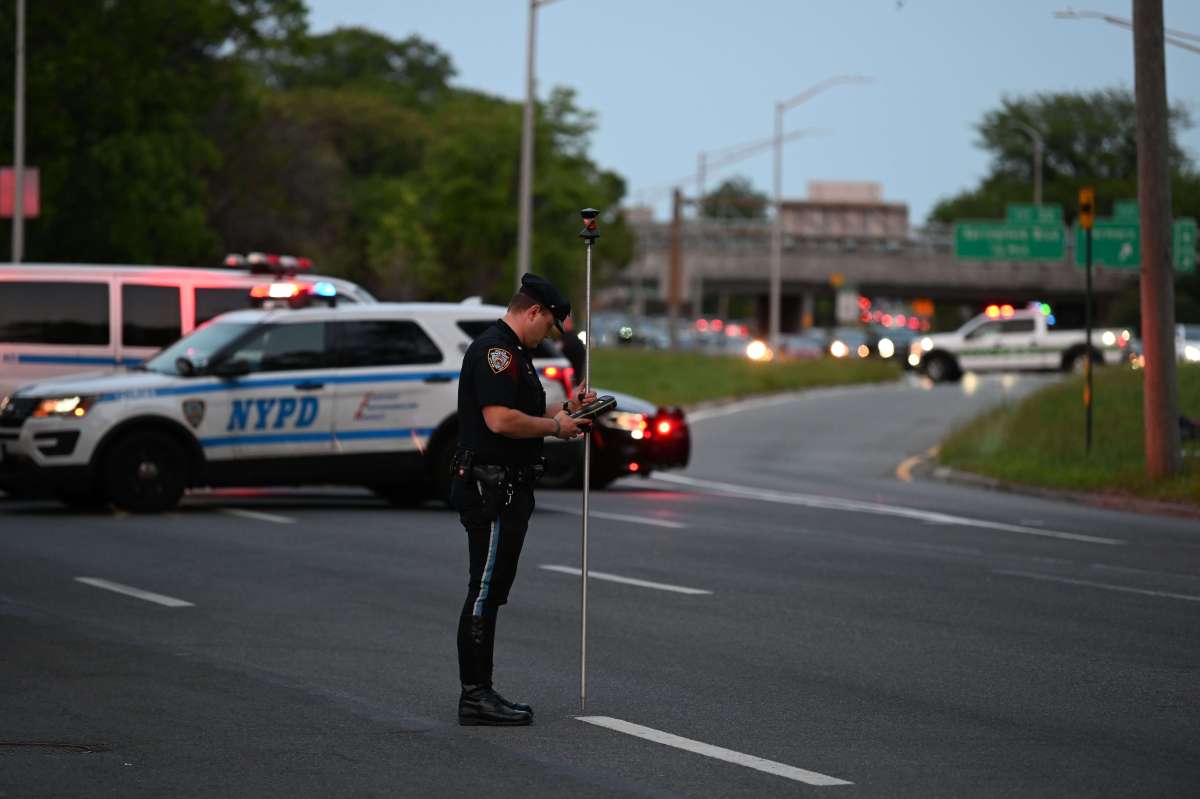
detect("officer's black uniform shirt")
[458,319,547,466]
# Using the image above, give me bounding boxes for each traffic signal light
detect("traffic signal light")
[1078,187,1095,230]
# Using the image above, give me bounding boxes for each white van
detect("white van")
[0,261,375,398]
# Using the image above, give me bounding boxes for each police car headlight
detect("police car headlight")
[31,396,96,418]
[919,337,934,352]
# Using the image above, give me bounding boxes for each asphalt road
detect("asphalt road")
[2,372,1198,798]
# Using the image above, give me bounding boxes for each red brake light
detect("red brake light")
[628,462,640,473]
[657,420,672,435]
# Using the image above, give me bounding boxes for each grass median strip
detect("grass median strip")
[589,349,900,407]
[938,365,1200,506]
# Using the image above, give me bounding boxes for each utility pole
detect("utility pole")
[12,0,26,263]
[516,0,538,291]
[668,188,683,350]
[1133,0,1181,478]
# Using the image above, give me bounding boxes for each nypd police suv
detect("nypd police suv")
[0,282,573,511]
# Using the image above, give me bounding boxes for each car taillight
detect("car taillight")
[543,366,573,397]
[656,420,672,435]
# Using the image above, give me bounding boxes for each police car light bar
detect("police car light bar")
[224,252,314,275]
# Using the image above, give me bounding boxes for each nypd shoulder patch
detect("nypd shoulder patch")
[487,348,512,374]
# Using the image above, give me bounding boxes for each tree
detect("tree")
[929,88,1200,322]
[0,0,305,265]
[929,89,1198,224]
[260,27,454,107]
[699,176,768,220]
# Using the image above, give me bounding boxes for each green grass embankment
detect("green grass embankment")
[588,349,901,407]
[938,365,1200,505]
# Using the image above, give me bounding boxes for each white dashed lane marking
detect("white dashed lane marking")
[539,565,712,595]
[75,577,194,608]
[219,508,295,524]
[576,716,852,786]
[649,472,1123,546]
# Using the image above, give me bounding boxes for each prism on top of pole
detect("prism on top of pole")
[577,206,598,712]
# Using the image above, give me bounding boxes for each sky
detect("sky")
[304,1,1200,225]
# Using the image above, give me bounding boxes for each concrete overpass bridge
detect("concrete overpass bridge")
[620,218,1143,330]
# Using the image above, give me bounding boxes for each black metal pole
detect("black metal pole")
[1085,226,1094,453]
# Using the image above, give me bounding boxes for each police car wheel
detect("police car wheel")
[924,355,957,383]
[104,431,186,513]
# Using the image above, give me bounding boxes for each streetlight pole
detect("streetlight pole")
[1054,7,1200,54]
[12,0,26,263]
[517,0,562,291]
[1010,121,1045,205]
[769,75,869,352]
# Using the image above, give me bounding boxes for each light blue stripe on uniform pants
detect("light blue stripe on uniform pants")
[457,484,535,687]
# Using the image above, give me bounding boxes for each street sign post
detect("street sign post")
[1079,187,1095,455]
[954,221,1066,261]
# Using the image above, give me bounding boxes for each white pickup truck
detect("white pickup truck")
[910,305,1131,382]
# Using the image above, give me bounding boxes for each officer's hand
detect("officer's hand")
[569,383,598,413]
[555,410,589,439]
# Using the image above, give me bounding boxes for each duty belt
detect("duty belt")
[471,462,545,487]
[451,447,544,487]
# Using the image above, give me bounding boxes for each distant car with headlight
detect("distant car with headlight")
[826,326,878,360]
[541,389,690,489]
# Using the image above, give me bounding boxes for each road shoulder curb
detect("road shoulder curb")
[927,462,1200,521]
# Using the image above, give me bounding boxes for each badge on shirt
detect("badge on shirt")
[487,347,512,374]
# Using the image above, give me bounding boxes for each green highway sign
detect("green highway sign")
[1075,220,1139,268]
[954,221,1066,261]
[1006,203,1062,225]
[1074,217,1197,272]
[1175,218,1197,272]
[1113,200,1139,222]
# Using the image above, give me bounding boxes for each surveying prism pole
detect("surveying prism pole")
[578,207,600,712]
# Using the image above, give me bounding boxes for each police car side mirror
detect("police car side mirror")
[212,359,251,379]
[175,357,196,377]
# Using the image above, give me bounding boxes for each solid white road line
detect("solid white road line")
[538,503,688,529]
[649,472,1123,546]
[75,577,194,608]
[995,569,1200,603]
[576,716,852,787]
[219,508,295,525]
[686,387,861,424]
[539,565,712,595]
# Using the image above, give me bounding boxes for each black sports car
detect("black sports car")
[542,389,690,489]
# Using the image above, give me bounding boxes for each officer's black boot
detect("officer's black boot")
[458,684,532,726]
[487,686,534,717]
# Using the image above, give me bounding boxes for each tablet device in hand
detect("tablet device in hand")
[569,395,617,421]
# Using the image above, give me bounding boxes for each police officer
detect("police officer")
[452,273,596,726]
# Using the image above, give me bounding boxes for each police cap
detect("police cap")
[519,273,571,333]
